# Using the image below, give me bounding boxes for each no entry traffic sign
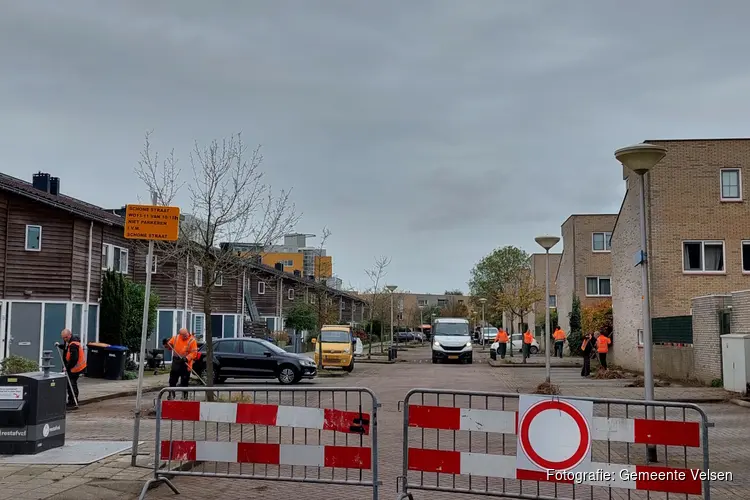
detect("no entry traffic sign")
[516,395,593,473]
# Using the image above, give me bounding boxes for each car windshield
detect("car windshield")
[319,330,351,342]
[256,339,287,354]
[434,322,470,336]
[482,328,498,334]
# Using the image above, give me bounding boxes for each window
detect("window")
[194,266,203,286]
[284,260,294,267]
[25,225,42,251]
[586,276,611,297]
[193,313,205,339]
[720,168,741,201]
[418,299,428,306]
[214,272,223,287]
[215,340,241,353]
[148,255,157,274]
[637,329,644,346]
[592,232,612,252]
[549,295,557,308]
[743,241,750,273]
[243,340,267,355]
[683,241,725,273]
[288,288,295,300]
[258,281,266,294]
[437,299,448,307]
[102,243,128,273]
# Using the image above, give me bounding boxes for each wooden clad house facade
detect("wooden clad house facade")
[0,172,367,365]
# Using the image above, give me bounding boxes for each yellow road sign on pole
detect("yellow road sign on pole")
[124,204,180,241]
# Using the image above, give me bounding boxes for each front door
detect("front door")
[9,302,42,364]
[158,311,174,362]
[42,303,67,368]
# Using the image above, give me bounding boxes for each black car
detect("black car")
[193,338,317,385]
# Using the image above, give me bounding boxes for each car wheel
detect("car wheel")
[343,361,354,373]
[467,355,473,364]
[212,366,223,384]
[432,356,438,364]
[530,346,539,354]
[277,365,298,385]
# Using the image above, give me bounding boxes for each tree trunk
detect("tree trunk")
[203,286,216,402]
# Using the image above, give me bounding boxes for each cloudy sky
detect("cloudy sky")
[2,1,748,293]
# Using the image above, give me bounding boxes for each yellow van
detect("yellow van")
[312,325,355,372]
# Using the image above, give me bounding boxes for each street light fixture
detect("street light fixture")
[479,298,488,346]
[386,285,397,345]
[535,235,560,384]
[615,142,666,464]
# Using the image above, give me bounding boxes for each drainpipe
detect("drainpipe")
[82,221,93,344]
[241,269,247,336]
[183,253,190,329]
[277,277,283,330]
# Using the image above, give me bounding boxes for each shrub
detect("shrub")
[582,300,613,336]
[122,370,138,380]
[0,355,39,375]
[100,270,158,349]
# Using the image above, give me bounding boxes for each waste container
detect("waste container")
[104,345,129,380]
[0,352,67,454]
[388,345,398,361]
[85,342,109,378]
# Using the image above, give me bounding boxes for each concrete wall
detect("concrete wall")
[653,345,695,380]
[611,180,647,372]
[691,294,730,383]
[556,219,576,333]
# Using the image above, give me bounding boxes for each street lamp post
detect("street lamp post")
[386,285,397,345]
[615,143,667,464]
[535,235,560,384]
[479,298,487,346]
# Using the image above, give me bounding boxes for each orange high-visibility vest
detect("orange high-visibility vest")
[168,335,199,369]
[597,335,611,353]
[523,331,534,344]
[495,330,509,343]
[553,329,566,341]
[66,341,87,374]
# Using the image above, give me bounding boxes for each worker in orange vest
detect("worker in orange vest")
[494,328,509,359]
[522,330,534,363]
[553,326,566,358]
[595,331,612,370]
[165,328,199,400]
[57,328,87,408]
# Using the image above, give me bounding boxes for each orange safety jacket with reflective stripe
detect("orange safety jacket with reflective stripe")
[597,335,611,353]
[66,341,87,374]
[553,329,566,341]
[168,335,198,369]
[523,331,534,344]
[494,330,509,343]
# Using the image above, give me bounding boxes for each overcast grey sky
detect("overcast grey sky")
[2,1,748,293]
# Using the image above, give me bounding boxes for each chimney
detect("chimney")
[32,172,51,193]
[49,176,60,195]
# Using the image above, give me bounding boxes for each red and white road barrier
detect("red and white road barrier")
[161,400,370,435]
[407,449,702,495]
[407,405,700,447]
[162,441,371,470]
[406,404,703,495]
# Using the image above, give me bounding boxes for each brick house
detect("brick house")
[611,139,750,375]
[526,252,562,335]
[555,214,618,333]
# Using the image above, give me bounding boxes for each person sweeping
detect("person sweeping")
[163,328,198,400]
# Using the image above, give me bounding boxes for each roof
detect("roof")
[248,261,365,304]
[560,213,619,228]
[0,173,124,226]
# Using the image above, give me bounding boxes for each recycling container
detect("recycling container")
[103,345,129,380]
[85,342,109,378]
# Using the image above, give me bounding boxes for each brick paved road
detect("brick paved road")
[15,346,745,500]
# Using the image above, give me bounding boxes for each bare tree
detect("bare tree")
[364,256,391,357]
[135,132,299,398]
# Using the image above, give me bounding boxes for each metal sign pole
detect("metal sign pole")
[131,192,157,466]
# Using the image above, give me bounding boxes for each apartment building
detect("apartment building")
[612,139,750,372]
[526,252,562,334]
[555,214,618,333]
[233,233,334,281]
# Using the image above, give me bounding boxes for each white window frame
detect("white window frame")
[549,295,557,308]
[585,276,612,297]
[148,255,157,274]
[258,281,266,295]
[101,243,129,274]
[592,232,612,252]
[288,288,295,300]
[682,240,726,274]
[637,329,644,347]
[214,271,223,287]
[720,168,742,202]
[418,299,428,306]
[25,225,42,252]
[192,312,206,339]
[194,265,203,287]
[742,240,750,274]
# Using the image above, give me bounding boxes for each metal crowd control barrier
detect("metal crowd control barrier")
[396,388,712,500]
[139,386,380,500]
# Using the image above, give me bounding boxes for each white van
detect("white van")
[431,317,473,364]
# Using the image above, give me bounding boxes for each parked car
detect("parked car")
[396,331,416,342]
[193,338,318,384]
[479,327,498,343]
[490,334,540,358]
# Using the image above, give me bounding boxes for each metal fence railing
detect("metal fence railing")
[396,389,711,500]
[139,386,380,500]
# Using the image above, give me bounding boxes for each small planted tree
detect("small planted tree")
[567,295,584,355]
[363,256,391,356]
[123,281,159,352]
[285,302,317,350]
[100,270,158,348]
